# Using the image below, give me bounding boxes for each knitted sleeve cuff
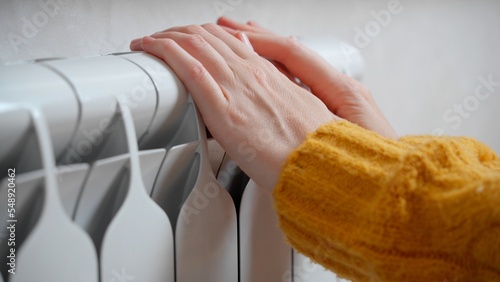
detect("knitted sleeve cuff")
[273,120,500,281]
[273,120,406,280]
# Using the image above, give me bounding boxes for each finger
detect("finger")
[144,31,234,81]
[247,21,262,28]
[234,31,254,51]
[203,25,245,49]
[130,37,144,51]
[216,26,300,83]
[160,24,253,59]
[140,36,228,115]
[217,16,273,34]
[219,25,238,36]
[243,32,344,102]
[202,23,255,58]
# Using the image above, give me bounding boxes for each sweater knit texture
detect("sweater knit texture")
[274,121,500,282]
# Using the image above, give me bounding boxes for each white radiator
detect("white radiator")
[0,38,362,282]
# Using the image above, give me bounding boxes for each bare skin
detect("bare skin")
[130,17,396,191]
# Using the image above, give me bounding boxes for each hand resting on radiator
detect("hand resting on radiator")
[217,16,397,140]
[130,20,395,191]
[130,19,500,282]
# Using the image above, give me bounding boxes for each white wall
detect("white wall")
[1,0,499,153]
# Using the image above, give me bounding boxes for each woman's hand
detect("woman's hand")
[217,17,397,139]
[130,24,338,191]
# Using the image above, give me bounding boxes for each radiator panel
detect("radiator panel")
[0,39,362,281]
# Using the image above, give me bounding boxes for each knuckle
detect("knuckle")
[246,63,268,84]
[158,38,176,50]
[185,34,206,50]
[226,106,246,128]
[187,61,207,81]
[184,24,205,34]
[201,23,219,32]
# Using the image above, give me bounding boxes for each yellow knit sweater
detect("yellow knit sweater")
[274,121,500,282]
